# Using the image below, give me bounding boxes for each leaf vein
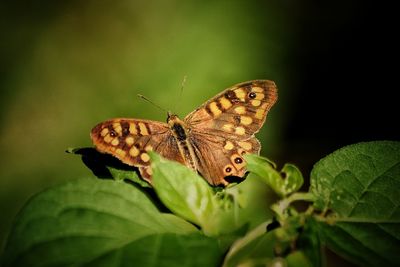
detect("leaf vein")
[347,161,400,216]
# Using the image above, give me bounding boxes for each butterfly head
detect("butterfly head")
[166,112,182,125]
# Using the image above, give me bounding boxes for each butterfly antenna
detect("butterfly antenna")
[137,94,168,113]
[174,75,187,113]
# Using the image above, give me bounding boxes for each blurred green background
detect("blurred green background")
[0,0,290,250]
[1,0,398,261]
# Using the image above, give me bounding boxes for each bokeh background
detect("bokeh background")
[1,0,398,263]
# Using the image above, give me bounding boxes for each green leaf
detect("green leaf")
[286,251,313,267]
[107,166,151,188]
[223,216,321,267]
[1,178,204,267]
[83,233,222,267]
[150,152,218,234]
[222,221,277,267]
[281,164,304,194]
[215,174,275,229]
[310,141,400,267]
[296,217,322,267]
[150,153,275,238]
[245,154,304,197]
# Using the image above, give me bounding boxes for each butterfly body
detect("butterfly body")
[167,113,197,171]
[91,80,278,186]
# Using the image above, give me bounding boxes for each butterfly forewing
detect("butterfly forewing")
[185,80,277,139]
[90,118,184,181]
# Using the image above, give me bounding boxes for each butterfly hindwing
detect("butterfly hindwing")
[190,133,261,186]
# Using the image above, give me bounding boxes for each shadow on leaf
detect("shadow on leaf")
[66,147,140,179]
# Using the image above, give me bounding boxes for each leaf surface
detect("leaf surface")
[1,178,208,267]
[310,141,400,267]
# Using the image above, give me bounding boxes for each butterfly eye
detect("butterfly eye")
[234,157,243,164]
[248,92,257,99]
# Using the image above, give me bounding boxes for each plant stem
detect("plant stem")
[287,192,315,204]
[272,192,315,220]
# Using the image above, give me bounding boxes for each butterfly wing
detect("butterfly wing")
[90,118,184,182]
[185,80,278,138]
[190,134,261,186]
[185,80,278,185]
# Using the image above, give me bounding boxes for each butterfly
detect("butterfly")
[91,80,278,187]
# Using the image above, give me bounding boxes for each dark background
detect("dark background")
[1,1,398,264]
[281,1,399,174]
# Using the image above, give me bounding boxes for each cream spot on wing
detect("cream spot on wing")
[115,148,126,157]
[224,141,234,150]
[100,128,109,137]
[255,108,265,120]
[129,146,139,157]
[145,145,153,151]
[129,122,137,135]
[222,124,234,132]
[261,102,269,109]
[251,100,261,107]
[138,122,149,135]
[235,126,246,135]
[111,138,119,146]
[251,86,264,93]
[254,93,265,100]
[238,141,252,151]
[234,106,246,114]
[125,136,135,146]
[234,88,246,100]
[146,168,153,175]
[113,123,122,135]
[240,116,253,125]
[141,153,150,162]
[104,135,113,143]
[219,97,232,109]
[209,102,222,117]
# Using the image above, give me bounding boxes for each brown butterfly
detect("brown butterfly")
[91,80,278,187]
